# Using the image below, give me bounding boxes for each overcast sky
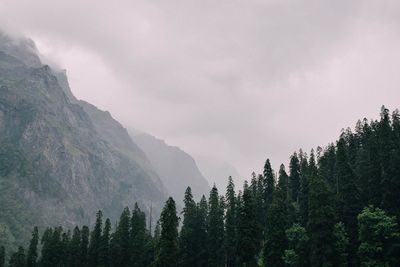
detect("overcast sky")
[1,0,400,179]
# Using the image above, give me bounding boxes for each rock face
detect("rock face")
[0,32,168,250]
[131,130,210,202]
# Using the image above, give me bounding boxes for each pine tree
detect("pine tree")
[39,227,65,267]
[283,223,309,267]
[99,218,111,267]
[298,152,309,226]
[69,227,82,267]
[332,222,349,267]
[289,153,301,202]
[225,177,237,267]
[237,186,259,266]
[196,195,208,267]
[110,207,131,267]
[336,136,361,265]
[26,226,39,267]
[207,186,225,267]
[179,187,198,267]
[357,206,400,267]
[263,159,275,220]
[0,246,4,267]
[60,230,71,267]
[9,246,26,267]
[263,165,288,267]
[80,226,90,267]
[307,174,335,267]
[131,203,147,267]
[89,210,103,267]
[39,228,54,267]
[155,197,179,267]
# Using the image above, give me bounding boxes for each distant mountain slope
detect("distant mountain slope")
[0,32,168,250]
[130,131,210,202]
[194,155,242,190]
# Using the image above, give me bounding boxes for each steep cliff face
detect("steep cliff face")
[0,33,167,250]
[131,131,210,202]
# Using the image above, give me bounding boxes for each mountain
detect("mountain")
[194,155,242,190]
[0,32,168,251]
[130,130,210,202]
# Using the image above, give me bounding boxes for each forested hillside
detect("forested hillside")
[3,106,400,267]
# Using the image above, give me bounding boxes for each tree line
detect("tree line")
[2,106,400,267]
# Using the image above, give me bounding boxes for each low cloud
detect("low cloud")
[2,0,400,179]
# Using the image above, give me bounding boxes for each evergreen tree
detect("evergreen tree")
[207,186,225,267]
[89,210,103,267]
[179,187,198,267]
[196,195,208,267]
[130,203,148,267]
[69,227,82,267]
[307,174,335,267]
[60,230,71,267]
[263,165,288,267]
[0,246,5,267]
[237,186,259,266]
[80,226,90,267]
[9,246,26,267]
[110,207,131,267]
[332,222,349,267]
[39,227,64,267]
[289,153,301,202]
[336,136,361,265]
[283,223,309,267]
[298,152,309,226]
[99,218,111,267]
[153,220,161,260]
[26,226,39,267]
[155,197,179,267]
[357,206,400,267]
[263,159,275,220]
[39,228,54,267]
[225,177,237,267]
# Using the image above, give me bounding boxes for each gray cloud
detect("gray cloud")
[2,0,400,181]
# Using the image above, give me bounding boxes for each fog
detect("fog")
[2,0,400,180]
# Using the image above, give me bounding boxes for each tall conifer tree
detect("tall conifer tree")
[26,226,39,267]
[155,197,179,267]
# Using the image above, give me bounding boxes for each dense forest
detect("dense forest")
[2,106,400,267]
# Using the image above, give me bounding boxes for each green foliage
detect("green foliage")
[263,159,275,220]
[0,246,5,267]
[308,174,335,267]
[155,197,179,267]
[332,222,349,267]
[9,246,25,267]
[88,210,103,267]
[110,207,131,267]
[26,227,38,267]
[225,177,237,267]
[357,206,400,267]
[5,107,400,267]
[283,223,309,267]
[130,203,151,267]
[207,186,225,267]
[237,186,259,266]
[179,187,199,267]
[69,227,82,267]
[263,165,288,267]
[289,153,301,203]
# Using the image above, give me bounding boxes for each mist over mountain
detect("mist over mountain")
[194,155,242,190]
[130,130,210,202]
[0,32,169,250]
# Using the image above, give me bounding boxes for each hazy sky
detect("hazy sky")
[2,0,400,179]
